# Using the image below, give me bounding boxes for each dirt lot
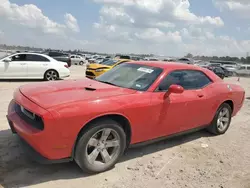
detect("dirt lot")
[0,65,250,188]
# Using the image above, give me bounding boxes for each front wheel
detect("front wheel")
[44,70,59,81]
[74,119,126,173]
[207,103,232,135]
[79,61,84,65]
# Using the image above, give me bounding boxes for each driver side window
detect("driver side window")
[157,71,183,91]
[157,70,212,91]
[11,54,26,61]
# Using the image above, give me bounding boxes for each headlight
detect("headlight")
[95,69,105,72]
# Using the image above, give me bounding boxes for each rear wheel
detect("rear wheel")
[74,119,126,173]
[79,61,84,65]
[207,103,232,135]
[44,70,59,81]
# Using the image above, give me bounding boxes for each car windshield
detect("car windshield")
[95,63,163,91]
[99,59,119,66]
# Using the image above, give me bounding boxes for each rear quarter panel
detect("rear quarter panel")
[209,82,245,117]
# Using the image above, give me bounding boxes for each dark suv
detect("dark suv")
[45,51,71,67]
[208,66,225,79]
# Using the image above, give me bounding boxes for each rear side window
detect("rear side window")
[26,54,50,62]
[157,70,212,91]
[247,67,250,70]
[239,66,246,70]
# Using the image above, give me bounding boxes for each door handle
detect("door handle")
[20,63,26,65]
[43,64,48,66]
[197,94,204,98]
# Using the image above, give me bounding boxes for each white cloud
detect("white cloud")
[0,0,87,49]
[213,0,250,18]
[91,0,246,56]
[94,0,224,28]
[64,13,80,32]
[0,0,249,57]
[0,30,4,37]
[179,26,250,57]
[0,0,65,34]
[135,28,182,43]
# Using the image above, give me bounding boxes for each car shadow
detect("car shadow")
[0,128,213,187]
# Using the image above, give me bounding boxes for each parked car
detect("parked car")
[70,55,86,65]
[45,51,72,67]
[222,65,237,74]
[115,55,131,59]
[0,53,70,81]
[207,66,225,79]
[85,59,132,79]
[98,58,110,64]
[235,64,250,76]
[177,58,194,64]
[220,66,233,77]
[7,61,245,173]
[95,57,105,64]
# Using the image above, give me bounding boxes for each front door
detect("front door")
[151,69,214,137]
[3,54,28,78]
[150,91,197,137]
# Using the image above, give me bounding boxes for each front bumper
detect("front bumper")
[7,116,71,164]
[6,91,73,163]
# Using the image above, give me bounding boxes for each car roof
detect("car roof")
[127,61,221,82]
[128,61,201,70]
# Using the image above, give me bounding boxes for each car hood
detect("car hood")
[87,63,111,69]
[19,78,136,109]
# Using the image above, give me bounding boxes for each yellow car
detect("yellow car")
[85,59,132,79]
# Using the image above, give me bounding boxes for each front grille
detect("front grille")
[14,103,44,130]
[86,71,95,76]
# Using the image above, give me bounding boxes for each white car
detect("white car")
[235,64,250,76]
[0,52,70,81]
[70,55,86,65]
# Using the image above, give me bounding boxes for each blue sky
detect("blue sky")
[0,0,249,57]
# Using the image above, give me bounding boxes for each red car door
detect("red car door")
[150,90,200,137]
[150,69,213,137]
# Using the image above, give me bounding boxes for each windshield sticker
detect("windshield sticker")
[137,67,154,73]
[135,84,142,88]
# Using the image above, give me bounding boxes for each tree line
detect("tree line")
[1,44,249,63]
[185,53,250,64]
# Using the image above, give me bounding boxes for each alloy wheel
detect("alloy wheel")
[85,128,120,166]
[45,70,58,81]
[217,107,230,132]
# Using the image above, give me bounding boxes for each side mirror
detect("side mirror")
[3,57,11,63]
[168,84,184,94]
[164,84,184,99]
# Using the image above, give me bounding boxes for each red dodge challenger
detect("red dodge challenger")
[7,61,245,173]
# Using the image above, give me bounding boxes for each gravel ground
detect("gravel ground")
[0,66,249,188]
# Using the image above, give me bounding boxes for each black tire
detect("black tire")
[44,70,59,81]
[74,119,126,173]
[79,61,84,65]
[207,103,232,135]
